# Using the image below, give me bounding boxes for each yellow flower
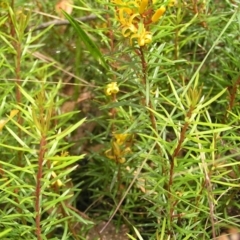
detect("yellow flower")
[113,133,130,145]
[130,26,152,46]
[0,109,19,132]
[105,148,126,164]
[10,109,19,118]
[118,7,134,25]
[151,6,166,23]
[121,13,139,37]
[118,157,126,164]
[51,170,63,187]
[114,0,149,26]
[105,133,131,164]
[122,24,138,37]
[50,152,69,187]
[138,0,148,14]
[112,0,166,46]
[0,119,8,132]
[105,82,119,96]
[105,143,126,163]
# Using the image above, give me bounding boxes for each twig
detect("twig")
[138,47,163,159]
[36,136,47,240]
[29,50,94,87]
[26,14,97,32]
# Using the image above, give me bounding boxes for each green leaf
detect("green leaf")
[0,228,12,237]
[132,226,144,240]
[63,11,109,70]
[47,117,86,141]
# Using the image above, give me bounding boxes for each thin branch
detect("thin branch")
[26,14,97,32]
[36,136,47,240]
[138,47,162,157]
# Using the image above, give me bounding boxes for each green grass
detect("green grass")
[0,0,240,239]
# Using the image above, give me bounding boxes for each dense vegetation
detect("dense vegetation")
[0,0,240,239]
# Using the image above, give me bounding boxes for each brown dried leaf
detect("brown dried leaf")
[61,100,76,113]
[55,0,73,19]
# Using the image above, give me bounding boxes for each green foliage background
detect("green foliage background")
[0,0,240,239]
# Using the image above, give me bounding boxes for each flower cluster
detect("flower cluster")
[112,0,176,46]
[105,133,131,163]
[105,81,119,96]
